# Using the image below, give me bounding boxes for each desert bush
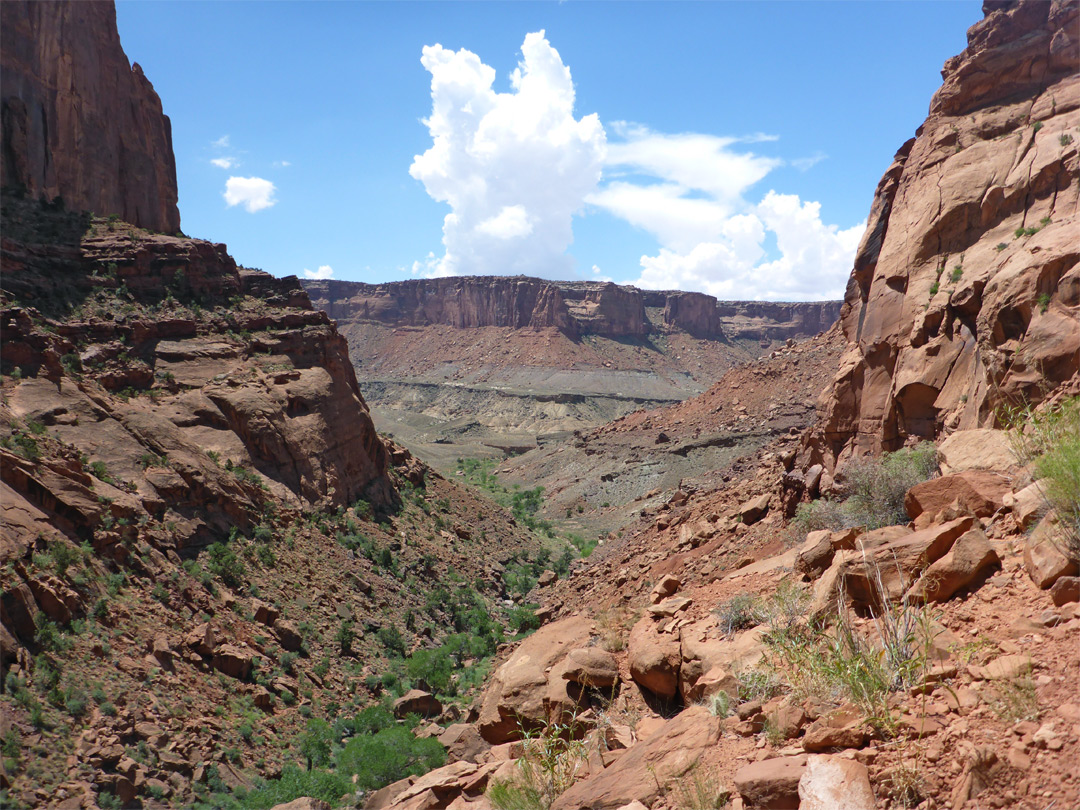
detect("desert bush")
[790,499,846,534]
[839,442,938,529]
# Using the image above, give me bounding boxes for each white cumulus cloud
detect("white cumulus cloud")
[410,30,606,278]
[211,157,237,170]
[588,123,861,300]
[303,265,334,280]
[223,176,277,213]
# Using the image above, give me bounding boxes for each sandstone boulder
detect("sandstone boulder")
[904,470,1011,520]
[212,644,254,680]
[843,517,974,606]
[274,619,303,652]
[627,616,681,700]
[550,706,720,810]
[1023,513,1078,588]
[733,755,807,809]
[1050,576,1080,606]
[394,690,442,719]
[938,430,1016,475]
[794,530,834,578]
[649,573,680,604]
[269,799,331,810]
[1004,480,1048,529]
[476,616,594,743]
[437,724,489,764]
[561,647,619,688]
[184,623,216,657]
[739,494,771,525]
[798,755,876,810]
[906,528,1000,602]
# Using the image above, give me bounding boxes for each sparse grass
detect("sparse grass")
[671,763,730,810]
[488,718,591,810]
[763,581,937,734]
[987,675,1040,723]
[1004,396,1080,562]
[714,593,763,637]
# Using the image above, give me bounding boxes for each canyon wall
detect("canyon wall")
[804,0,1079,470]
[0,0,180,233]
[304,277,841,343]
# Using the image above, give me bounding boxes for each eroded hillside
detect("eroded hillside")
[304,278,839,469]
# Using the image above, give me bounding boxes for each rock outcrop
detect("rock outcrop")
[304,277,840,343]
[1,0,180,234]
[804,0,1079,470]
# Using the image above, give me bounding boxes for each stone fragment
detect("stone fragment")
[627,616,681,699]
[797,754,876,810]
[904,470,1011,520]
[212,645,253,680]
[1023,513,1079,589]
[739,494,771,525]
[733,755,807,809]
[1050,575,1080,605]
[649,574,680,604]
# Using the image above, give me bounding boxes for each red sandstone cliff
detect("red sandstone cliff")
[804,0,1079,470]
[303,277,841,343]
[0,0,180,233]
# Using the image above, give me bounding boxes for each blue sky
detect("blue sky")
[116,1,979,300]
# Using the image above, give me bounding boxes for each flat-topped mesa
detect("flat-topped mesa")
[802,0,1079,472]
[303,276,841,343]
[0,0,180,233]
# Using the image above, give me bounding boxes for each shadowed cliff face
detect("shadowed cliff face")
[0,0,180,234]
[802,0,1079,471]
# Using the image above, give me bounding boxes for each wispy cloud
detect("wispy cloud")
[223,176,277,213]
[273,160,292,168]
[211,157,237,170]
[212,135,231,149]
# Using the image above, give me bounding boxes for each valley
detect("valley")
[1,2,1078,810]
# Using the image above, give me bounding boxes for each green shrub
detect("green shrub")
[507,605,541,636]
[206,542,245,588]
[840,442,937,529]
[714,593,763,637]
[1006,397,1080,562]
[337,725,445,792]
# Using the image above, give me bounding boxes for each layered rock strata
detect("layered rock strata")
[304,277,841,343]
[0,0,180,233]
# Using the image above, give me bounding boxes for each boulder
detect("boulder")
[739,494,771,525]
[184,623,216,657]
[766,700,807,741]
[843,517,974,607]
[794,530,835,578]
[937,430,1016,475]
[906,528,1001,602]
[627,616,681,700]
[1050,576,1080,606]
[437,724,489,764]
[733,755,807,809]
[537,570,557,587]
[798,755,876,810]
[561,648,619,688]
[394,690,442,719]
[1023,513,1078,589]
[212,644,254,680]
[252,599,279,626]
[269,800,331,810]
[649,574,680,604]
[274,619,303,652]
[476,616,594,743]
[550,706,720,810]
[904,470,1011,520]
[1004,480,1048,529]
